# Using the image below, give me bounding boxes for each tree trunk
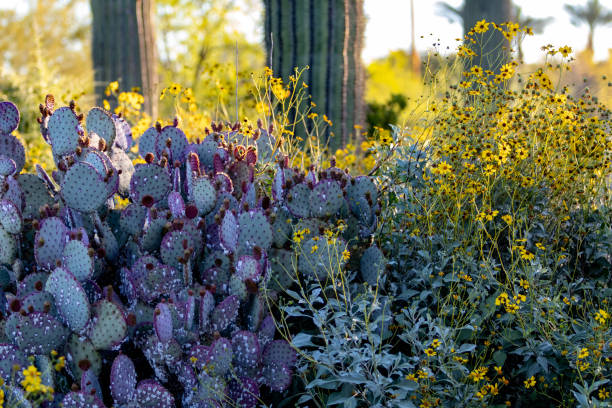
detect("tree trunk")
[91,0,158,118]
[264,0,365,152]
[462,0,513,72]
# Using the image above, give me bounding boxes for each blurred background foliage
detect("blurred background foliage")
[0,0,611,173]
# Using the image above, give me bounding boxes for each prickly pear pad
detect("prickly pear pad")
[86,107,116,148]
[45,267,90,332]
[61,161,108,213]
[47,107,80,156]
[0,101,20,134]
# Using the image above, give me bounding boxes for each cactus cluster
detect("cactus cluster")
[0,97,383,407]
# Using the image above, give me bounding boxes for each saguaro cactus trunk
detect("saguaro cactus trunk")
[264,0,365,152]
[91,0,158,118]
[462,0,513,72]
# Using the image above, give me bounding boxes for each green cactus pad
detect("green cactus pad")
[89,299,127,350]
[256,127,276,160]
[0,225,16,265]
[211,295,239,332]
[0,157,16,177]
[347,176,377,205]
[110,147,134,197]
[192,176,217,215]
[45,267,90,332]
[67,333,102,381]
[286,183,311,218]
[15,312,68,355]
[16,174,54,220]
[262,339,297,367]
[4,313,20,343]
[97,219,119,261]
[138,127,159,159]
[293,218,324,242]
[235,255,261,281]
[160,228,198,271]
[34,216,68,269]
[61,162,108,213]
[237,210,273,255]
[154,302,173,342]
[261,362,292,392]
[271,207,292,247]
[195,136,219,171]
[229,274,247,301]
[232,330,260,370]
[0,344,28,382]
[299,235,348,280]
[227,161,253,200]
[309,179,344,218]
[0,101,20,133]
[205,191,238,226]
[220,211,238,252]
[62,239,94,281]
[83,149,118,198]
[360,245,385,286]
[199,290,215,334]
[61,391,106,408]
[0,199,22,234]
[130,163,171,205]
[0,134,25,175]
[257,315,276,348]
[139,210,170,252]
[110,354,137,405]
[17,272,48,297]
[246,293,264,332]
[21,291,57,315]
[268,248,294,291]
[2,177,23,212]
[158,126,188,163]
[47,107,80,156]
[86,107,116,147]
[135,380,175,407]
[206,337,232,376]
[120,203,147,236]
[195,373,226,403]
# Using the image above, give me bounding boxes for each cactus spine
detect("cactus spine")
[264,0,365,151]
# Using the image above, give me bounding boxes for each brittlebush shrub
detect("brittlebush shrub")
[373,22,612,408]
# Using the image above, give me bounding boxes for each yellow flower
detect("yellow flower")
[21,365,46,394]
[524,375,536,389]
[470,65,484,77]
[578,348,589,359]
[310,245,318,254]
[431,339,441,349]
[558,46,572,57]
[54,356,65,371]
[431,161,452,175]
[469,367,488,382]
[595,309,609,325]
[497,63,515,81]
[105,80,119,96]
[424,348,437,357]
[342,249,351,262]
[519,279,529,290]
[474,19,490,34]
[502,214,513,225]
[169,83,182,95]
